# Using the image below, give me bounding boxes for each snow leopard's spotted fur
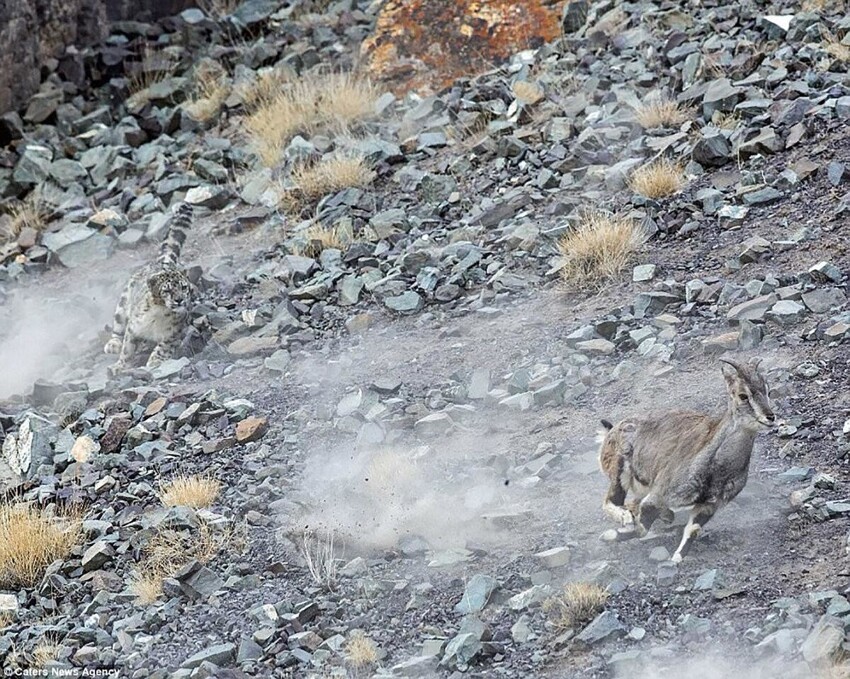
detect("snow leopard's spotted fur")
[104,203,194,373]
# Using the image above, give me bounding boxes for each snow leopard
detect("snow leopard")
[104,202,194,374]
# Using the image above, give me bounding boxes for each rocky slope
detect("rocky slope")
[0,0,849,677]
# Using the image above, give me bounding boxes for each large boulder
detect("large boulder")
[361,0,566,94]
[0,0,194,114]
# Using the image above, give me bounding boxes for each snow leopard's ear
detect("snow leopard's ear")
[147,272,166,298]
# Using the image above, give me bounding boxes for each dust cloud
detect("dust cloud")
[625,653,827,679]
[0,272,120,399]
[289,430,526,553]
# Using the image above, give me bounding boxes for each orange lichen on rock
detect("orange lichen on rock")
[361,0,566,95]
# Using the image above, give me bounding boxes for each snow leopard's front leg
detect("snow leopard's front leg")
[104,286,131,354]
[145,336,180,369]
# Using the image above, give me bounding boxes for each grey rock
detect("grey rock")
[264,350,291,373]
[575,610,626,646]
[739,236,771,264]
[738,319,762,351]
[809,261,842,284]
[777,466,814,483]
[742,187,783,206]
[384,291,423,313]
[692,132,732,166]
[649,546,670,562]
[150,357,190,379]
[632,264,656,282]
[702,78,743,118]
[802,288,845,313]
[827,162,846,187]
[727,294,778,322]
[181,566,224,599]
[454,574,499,614]
[24,88,62,123]
[50,158,88,184]
[693,569,719,590]
[81,540,113,572]
[562,0,588,32]
[339,275,363,306]
[415,412,454,437]
[13,145,53,185]
[576,338,615,355]
[181,642,236,669]
[717,205,748,226]
[237,637,263,663]
[801,615,844,663]
[441,633,482,669]
[535,546,571,568]
[657,561,678,585]
[767,300,806,325]
[511,615,534,643]
[634,291,681,318]
[2,414,58,477]
[467,369,491,400]
[392,655,439,677]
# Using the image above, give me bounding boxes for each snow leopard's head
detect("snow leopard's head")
[148,271,191,313]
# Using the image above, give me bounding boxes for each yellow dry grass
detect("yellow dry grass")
[804,0,847,11]
[512,80,544,105]
[0,503,82,588]
[127,45,177,108]
[543,582,610,630]
[158,474,221,509]
[130,522,243,605]
[31,637,61,667]
[301,529,337,590]
[245,71,378,167]
[1,191,49,243]
[824,34,850,61]
[290,154,375,201]
[345,631,379,668]
[634,98,689,128]
[184,62,230,123]
[628,158,685,198]
[709,111,741,130]
[0,611,14,629]
[557,211,646,289]
[196,0,242,19]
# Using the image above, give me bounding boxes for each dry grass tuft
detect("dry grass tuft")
[127,45,178,108]
[130,569,166,605]
[512,80,544,105]
[184,62,230,123]
[0,611,14,629]
[824,33,850,61]
[345,631,379,668]
[557,211,646,288]
[709,111,741,130]
[31,637,61,667]
[543,582,610,630]
[0,503,82,588]
[301,529,337,590]
[1,191,49,243]
[290,154,375,201]
[628,158,685,198]
[292,222,348,257]
[245,72,378,167]
[801,0,830,9]
[131,522,244,605]
[634,98,689,128]
[196,0,242,19]
[158,475,221,509]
